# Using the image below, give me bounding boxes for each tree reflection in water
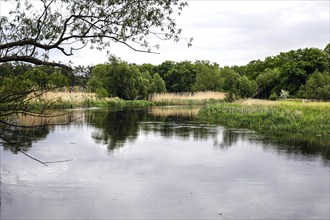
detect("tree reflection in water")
[88,109,146,150]
[0,110,83,154]
[262,135,330,166]
[213,127,330,166]
[0,125,50,154]
[1,107,329,166]
[86,107,329,166]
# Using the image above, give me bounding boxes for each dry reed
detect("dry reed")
[149,91,226,103]
[41,92,97,102]
[149,106,202,117]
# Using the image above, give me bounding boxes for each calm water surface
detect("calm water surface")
[1,106,329,219]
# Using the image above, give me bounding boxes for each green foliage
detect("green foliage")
[324,43,330,68]
[237,75,257,98]
[233,46,329,99]
[299,70,330,100]
[0,66,68,119]
[86,58,166,100]
[256,68,280,87]
[96,87,108,99]
[86,64,109,92]
[193,65,222,91]
[219,67,240,92]
[255,68,281,98]
[164,61,197,92]
[150,73,166,93]
[269,93,278,101]
[245,59,266,79]
[153,61,175,85]
[24,68,49,89]
[48,71,69,88]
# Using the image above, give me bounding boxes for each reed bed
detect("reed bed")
[149,91,226,105]
[30,92,153,109]
[42,92,98,102]
[149,106,201,118]
[197,101,330,136]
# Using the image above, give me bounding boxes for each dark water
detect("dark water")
[1,106,329,219]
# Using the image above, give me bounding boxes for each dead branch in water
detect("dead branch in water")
[18,150,74,166]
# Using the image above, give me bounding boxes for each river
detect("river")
[1,106,329,219]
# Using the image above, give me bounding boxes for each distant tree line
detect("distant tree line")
[1,43,329,101]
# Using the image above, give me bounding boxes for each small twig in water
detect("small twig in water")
[18,150,48,166]
[43,159,74,164]
[18,150,73,166]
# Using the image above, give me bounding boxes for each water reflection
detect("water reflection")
[1,107,329,219]
[0,110,85,153]
[1,106,329,166]
[0,125,50,153]
[87,109,145,150]
[263,135,330,166]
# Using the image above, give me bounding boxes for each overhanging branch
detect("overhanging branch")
[0,55,71,70]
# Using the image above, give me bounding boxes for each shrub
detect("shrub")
[269,93,278,100]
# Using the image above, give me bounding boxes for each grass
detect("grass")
[197,99,330,136]
[149,91,226,105]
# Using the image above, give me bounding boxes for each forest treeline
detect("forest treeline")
[1,44,329,101]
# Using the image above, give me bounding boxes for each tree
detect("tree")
[193,65,222,91]
[0,0,191,69]
[254,68,280,98]
[86,64,109,92]
[237,75,257,98]
[0,65,68,124]
[219,67,240,92]
[150,73,166,93]
[324,43,330,67]
[86,57,164,100]
[164,61,197,92]
[299,70,330,100]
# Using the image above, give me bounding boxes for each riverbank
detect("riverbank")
[197,99,330,136]
[31,91,226,109]
[30,93,330,137]
[30,92,151,109]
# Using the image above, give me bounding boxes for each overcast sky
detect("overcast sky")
[71,0,329,67]
[1,0,329,67]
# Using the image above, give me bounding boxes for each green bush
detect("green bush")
[269,93,278,100]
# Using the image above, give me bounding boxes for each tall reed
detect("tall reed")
[149,91,226,105]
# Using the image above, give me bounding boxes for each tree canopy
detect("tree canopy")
[86,56,166,100]
[0,0,191,69]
